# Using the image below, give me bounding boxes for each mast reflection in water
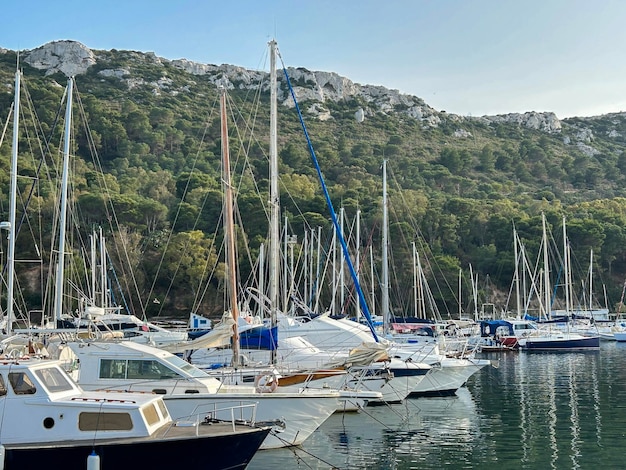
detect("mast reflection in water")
[249,342,626,469]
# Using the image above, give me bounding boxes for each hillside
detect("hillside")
[1,40,626,322]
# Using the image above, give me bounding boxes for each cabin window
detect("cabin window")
[8,372,36,395]
[142,403,160,426]
[126,360,180,380]
[0,375,7,396]
[35,367,74,393]
[79,412,133,431]
[162,355,208,378]
[99,359,128,379]
[156,399,169,419]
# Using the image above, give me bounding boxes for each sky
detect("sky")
[3,0,626,119]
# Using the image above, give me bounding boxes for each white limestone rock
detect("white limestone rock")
[575,128,594,143]
[477,112,562,133]
[98,69,131,79]
[577,142,600,156]
[24,40,95,77]
[454,129,472,138]
[15,41,588,136]
[308,103,332,121]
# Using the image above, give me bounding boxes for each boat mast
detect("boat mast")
[589,249,594,311]
[469,264,478,321]
[514,226,522,318]
[563,216,571,316]
[100,227,107,309]
[314,226,321,314]
[339,207,345,314]
[370,244,376,318]
[220,88,240,365]
[458,268,462,320]
[412,244,418,318]
[282,215,288,312]
[54,77,74,325]
[268,40,279,364]
[5,68,20,335]
[258,243,264,316]
[542,213,551,320]
[355,209,361,321]
[381,160,390,334]
[90,232,96,306]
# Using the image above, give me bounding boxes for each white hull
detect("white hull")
[165,391,337,449]
[411,358,490,395]
[614,332,626,342]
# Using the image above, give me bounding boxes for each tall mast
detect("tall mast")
[90,232,96,306]
[220,88,240,365]
[563,216,571,315]
[458,268,462,320]
[258,243,265,316]
[54,77,74,325]
[589,249,594,311]
[542,213,551,320]
[514,226,522,318]
[100,227,107,308]
[314,226,321,314]
[381,160,389,334]
[268,40,279,364]
[412,243,418,318]
[6,68,21,335]
[339,207,345,314]
[355,209,361,321]
[282,215,288,312]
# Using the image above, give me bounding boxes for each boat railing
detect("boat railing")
[169,401,259,434]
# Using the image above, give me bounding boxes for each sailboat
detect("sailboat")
[375,160,490,396]
[48,75,345,450]
[5,76,186,348]
[185,42,429,404]
[518,214,600,351]
[0,70,270,470]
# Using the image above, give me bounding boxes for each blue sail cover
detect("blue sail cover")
[239,325,278,351]
[479,320,514,337]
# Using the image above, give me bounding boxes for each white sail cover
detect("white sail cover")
[162,313,235,354]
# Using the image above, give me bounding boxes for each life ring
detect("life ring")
[254,373,278,393]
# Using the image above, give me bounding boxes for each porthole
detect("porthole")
[43,417,55,429]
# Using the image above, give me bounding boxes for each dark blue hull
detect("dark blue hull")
[5,426,270,470]
[521,335,600,351]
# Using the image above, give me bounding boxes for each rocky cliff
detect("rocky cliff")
[7,40,588,139]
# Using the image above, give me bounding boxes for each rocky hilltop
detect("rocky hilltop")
[16,40,565,135]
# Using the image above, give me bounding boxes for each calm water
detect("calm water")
[248,341,626,469]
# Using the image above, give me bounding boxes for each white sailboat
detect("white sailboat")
[0,71,269,470]
[518,214,600,351]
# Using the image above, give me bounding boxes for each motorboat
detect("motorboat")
[50,339,340,449]
[0,357,268,469]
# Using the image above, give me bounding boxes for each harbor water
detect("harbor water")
[248,341,626,469]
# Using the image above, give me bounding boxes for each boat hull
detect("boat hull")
[165,392,338,449]
[410,358,490,396]
[613,332,626,342]
[4,425,270,470]
[519,335,600,351]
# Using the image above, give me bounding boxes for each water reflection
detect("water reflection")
[249,343,626,469]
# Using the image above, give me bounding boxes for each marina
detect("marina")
[248,341,626,469]
[2,15,626,470]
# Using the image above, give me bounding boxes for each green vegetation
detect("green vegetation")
[2,46,626,321]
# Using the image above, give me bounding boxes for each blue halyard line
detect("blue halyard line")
[280,60,379,342]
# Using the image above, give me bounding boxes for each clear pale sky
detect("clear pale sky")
[3,0,625,118]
